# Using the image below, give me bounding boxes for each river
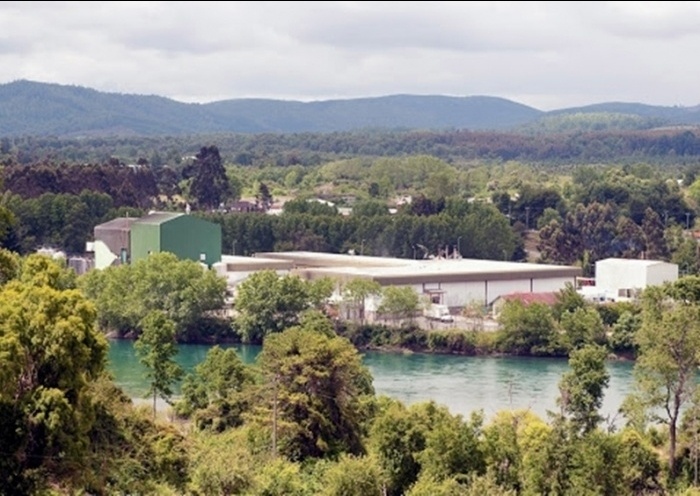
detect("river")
[107,339,636,425]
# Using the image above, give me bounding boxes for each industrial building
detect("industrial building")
[93,212,222,269]
[578,258,679,302]
[252,251,582,314]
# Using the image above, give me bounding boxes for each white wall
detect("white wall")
[417,277,574,309]
[532,276,576,293]
[596,260,678,295]
[94,240,117,270]
[647,263,679,287]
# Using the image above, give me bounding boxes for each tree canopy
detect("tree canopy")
[79,252,228,341]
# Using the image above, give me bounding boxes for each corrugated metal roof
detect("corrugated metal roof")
[254,251,413,268]
[286,255,581,285]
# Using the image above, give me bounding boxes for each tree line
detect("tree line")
[4,128,700,167]
[1,144,699,277]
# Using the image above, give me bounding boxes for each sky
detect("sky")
[2,1,700,111]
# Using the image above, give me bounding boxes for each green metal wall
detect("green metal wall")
[160,215,222,267]
[130,222,161,264]
[130,214,222,267]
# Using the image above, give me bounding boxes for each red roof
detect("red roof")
[499,292,559,306]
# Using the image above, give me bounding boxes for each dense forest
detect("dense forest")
[3,127,700,168]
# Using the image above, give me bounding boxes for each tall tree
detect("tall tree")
[625,283,700,479]
[257,320,374,461]
[188,145,231,210]
[134,310,184,419]
[557,344,610,434]
[641,207,669,260]
[79,252,228,341]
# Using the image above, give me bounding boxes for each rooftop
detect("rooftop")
[133,211,183,225]
[271,252,581,284]
[94,217,137,231]
[596,257,672,267]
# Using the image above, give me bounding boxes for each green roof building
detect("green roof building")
[129,212,222,267]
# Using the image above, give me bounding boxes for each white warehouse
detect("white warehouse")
[254,251,582,312]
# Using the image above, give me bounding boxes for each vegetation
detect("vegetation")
[134,310,184,418]
[4,251,700,494]
[6,110,700,493]
[79,252,229,342]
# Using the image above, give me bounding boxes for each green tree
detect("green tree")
[369,398,425,496]
[187,145,232,210]
[320,454,385,496]
[642,207,669,260]
[257,322,375,461]
[353,198,390,217]
[0,263,107,493]
[134,310,184,419]
[378,285,420,325]
[551,282,587,320]
[610,310,643,356]
[625,284,700,479]
[672,236,700,276]
[0,205,19,252]
[256,181,273,211]
[175,345,253,430]
[233,270,321,343]
[0,247,20,286]
[559,306,606,350]
[496,301,563,356]
[342,278,383,325]
[557,344,610,434]
[80,252,228,341]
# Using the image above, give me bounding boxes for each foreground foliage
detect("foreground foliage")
[6,253,700,494]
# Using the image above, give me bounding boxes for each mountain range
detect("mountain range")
[1,79,700,137]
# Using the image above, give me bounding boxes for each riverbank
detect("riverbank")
[108,318,636,362]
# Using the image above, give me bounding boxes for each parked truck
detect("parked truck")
[423,303,453,323]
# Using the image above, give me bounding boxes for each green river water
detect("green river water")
[107,339,636,424]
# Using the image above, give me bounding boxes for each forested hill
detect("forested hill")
[0,80,541,136]
[2,80,700,137]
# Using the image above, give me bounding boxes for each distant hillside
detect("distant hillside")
[548,102,700,125]
[0,80,541,137]
[1,80,700,137]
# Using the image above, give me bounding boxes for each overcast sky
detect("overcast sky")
[2,1,699,110]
